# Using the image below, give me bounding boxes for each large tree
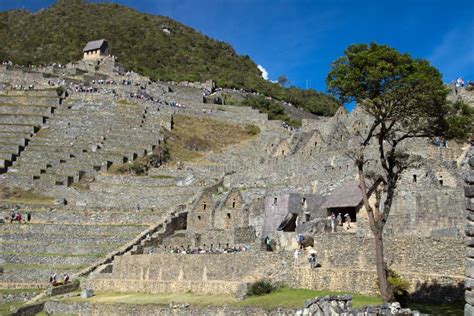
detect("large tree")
[326,43,449,302]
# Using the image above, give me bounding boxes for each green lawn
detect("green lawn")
[62,288,382,309]
[232,288,382,309]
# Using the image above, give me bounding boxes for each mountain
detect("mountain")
[0,0,340,116]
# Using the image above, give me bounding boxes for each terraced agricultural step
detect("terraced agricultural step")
[1,252,100,266]
[0,114,45,126]
[1,232,138,245]
[0,124,36,133]
[0,137,27,146]
[1,241,117,255]
[0,223,147,235]
[0,104,53,116]
[0,144,21,155]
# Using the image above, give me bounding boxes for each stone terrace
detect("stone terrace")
[0,207,157,289]
[0,90,59,173]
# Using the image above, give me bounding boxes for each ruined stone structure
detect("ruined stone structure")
[466,156,474,315]
[0,52,471,313]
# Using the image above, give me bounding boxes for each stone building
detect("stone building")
[321,178,383,225]
[82,39,109,60]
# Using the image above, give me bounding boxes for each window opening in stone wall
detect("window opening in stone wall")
[413,175,417,183]
[439,179,443,186]
[203,203,207,210]
[232,199,236,208]
[314,142,317,147]
[301,197,306,207]
[197,215,201,220]
[273,197,278,205]
[227,213,231,219]
[305,213,311,222]
[282,150,285,155]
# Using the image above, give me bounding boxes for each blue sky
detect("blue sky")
[2,0,473,93]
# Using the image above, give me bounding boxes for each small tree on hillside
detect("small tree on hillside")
[326,43,449,302]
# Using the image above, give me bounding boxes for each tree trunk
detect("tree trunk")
[373,226,394,303]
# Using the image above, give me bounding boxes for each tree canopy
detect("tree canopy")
[327,43,449,138]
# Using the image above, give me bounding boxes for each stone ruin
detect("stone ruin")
[0,50,471,314]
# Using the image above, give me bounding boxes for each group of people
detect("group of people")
[165,244,250,254]
[434,136,449,148]
[328,212,352,232]
[49,273,69,286]
[168,101,186,109]
[10,209,31,223]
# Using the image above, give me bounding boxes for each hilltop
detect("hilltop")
[0,0,340,117]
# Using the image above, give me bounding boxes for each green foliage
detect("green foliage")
[0,0,339,117]
[246,280,278,297]
[239,95,301,127]
[327,42,449,137]
[245,125,261,136]
[445,101,473,140]
[386,269,410,304]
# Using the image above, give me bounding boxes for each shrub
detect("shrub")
[246,279,277,296]
[245,125,260,136]
[387,269,410,305]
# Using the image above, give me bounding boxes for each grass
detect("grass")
[233,288,381,309]
[0,186,54,204]
[0,301,24,315]
[0,251,107,258]
[408,302,463,316]
[61,288,381,309]
[1,263,89,270]
[0,288,43,294]
[166,114,260,163]
[116,99,139,107]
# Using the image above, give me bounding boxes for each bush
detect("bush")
[246,279,277,296]
[387,269,410,305]
[245,125,260,136]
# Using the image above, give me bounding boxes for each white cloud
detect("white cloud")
[257,65,269,80]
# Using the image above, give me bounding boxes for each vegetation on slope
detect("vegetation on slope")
[108,114,260,174]
[0,0,340,117]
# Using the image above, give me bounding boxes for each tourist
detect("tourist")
[331,213,336,233]
[63,274,70,284]
[27,212,31,222]
[344,213,351,230]
[336,213,342,226]
[293,249,300,265]
[308,253,320,268]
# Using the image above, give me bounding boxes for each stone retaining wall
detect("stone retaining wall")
[465,156,474,314]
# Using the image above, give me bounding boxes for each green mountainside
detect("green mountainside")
[0,0,340,117]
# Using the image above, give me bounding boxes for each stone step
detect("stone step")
[0,114,45,126]
[0,131,32,139]
[0,252,100,266]
[0,223,147,235]
[0,124,36,133]
[0,209,166,226]
[0,96,59,106]
[0,151,13,160]
[0,265,85,284]
[0,136,27,146]
[0,143,21,155]
[1,241,117,255]
[1,232,137,245]
[0,104,53,116]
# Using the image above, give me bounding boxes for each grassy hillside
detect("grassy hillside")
[0,0,340,116]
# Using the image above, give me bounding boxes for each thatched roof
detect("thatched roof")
[83,39,107,52]
[321,178,379,209]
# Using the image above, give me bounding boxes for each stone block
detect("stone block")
[465,172,474,185]
[465,303,474,316]
[466,237,474,247]
[466,222,474,237]
[468,248,474,258]
[80,289,94,298]
[467,259,474,279]
[468,198,474,211]
[466,185,474,198]
[466,277,474,290]
[467,290,474,305]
